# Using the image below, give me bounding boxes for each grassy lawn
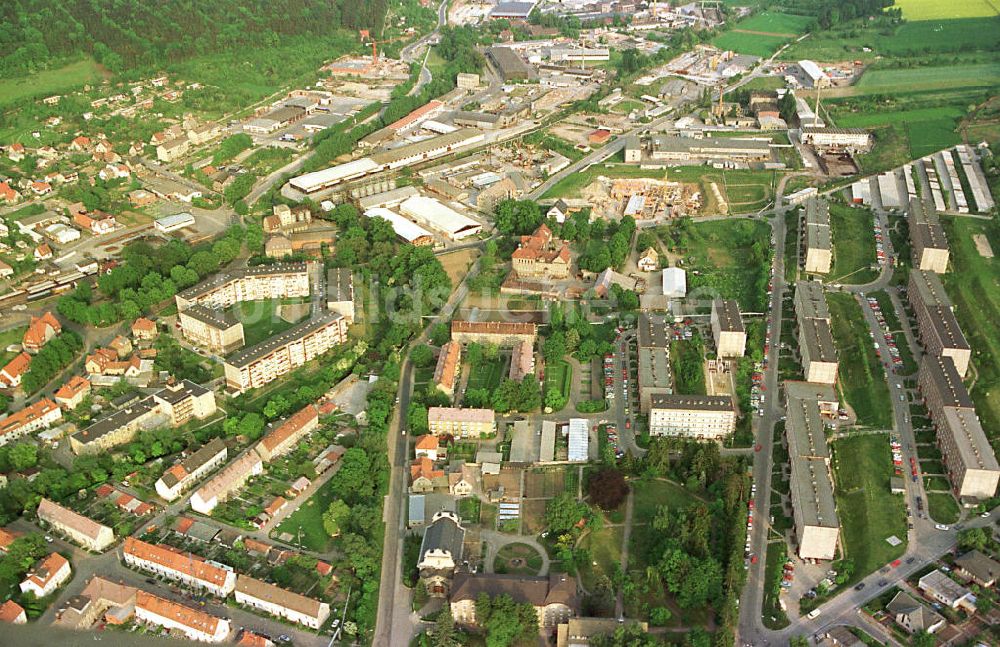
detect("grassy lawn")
[835,105,965,159]
[926,492,961,524]
[831,435,908,580]
[0,326,28,367]
[0,58,103,110]
[466,353,510,392]
[670,337,707,395]
[762,541,791,629]
[233,300,306,346]
[855,63,1000,95]
[543,360,572,410]
[828,293,893,429]
[579,525,624,591]
[666,218,772,311]
[494,542,544,575]
[274,479,337,552]
[828,203,879,285]
[941,217,1000,452]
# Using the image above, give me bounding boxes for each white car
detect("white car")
[934,524,950,531]
[981,511,991,518]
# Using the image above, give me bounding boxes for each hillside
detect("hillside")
[0,0,388,78]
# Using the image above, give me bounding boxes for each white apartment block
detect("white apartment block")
[710,299,746,358]
[648,394,737,440]
[427,407,496,438]
[174,262,310,311]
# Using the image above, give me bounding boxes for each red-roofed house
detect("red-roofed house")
[131,318,157,341]
[69,136,91,151]
[135,590,231,642]
[238,632,275,647]
[0,182,20,203]
[31,181,52,196]
[255,405,319,461]
[0,600,26,624]
[588,128,612,145]
[23,312,61,353]
[511,224,571,280]
[123,537,236,597]
[415,434,441,461]
[19,552,71,596]
[0,352,31,388]
[0,527,20,552]
[34,243,53,261]
[410,456,446,493]
[73,210,118,235]
[0,398,62,445]
[7,144,25,162]
[54,376,91,410]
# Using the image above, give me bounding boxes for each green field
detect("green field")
[543,360,573,410]
[0,58,103,109]
[835,105,965,159]
[831,435,908,581]
[941,217,1000,450]
[711,11,812,57]
[579,525,624,591]
[855,63,1000,95]
[895,0,998,20]
[926,492,961,523]
[828,203,879,284]
[274,478,338,552]
[233,300,306,346]
[467,353,511,392]
[827,293,893,428]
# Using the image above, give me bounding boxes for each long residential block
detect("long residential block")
[178,305,245,355]
[648,394,736,440]
[223,312,348,393]
[123,537,236,597]
[710,299,746,358]
[908,198,949,273]
[908,270,970,377]
[234,575,330,629]
[255,404,319,462]
[135,591,230,643]
[37,498,114,552]
[428,407,496,438]
[0,398,62,446]
[190,452,264,515]
[785,381,840,561]
[803,198,832,274]
[175,262,310,311]
[450,320,537,346]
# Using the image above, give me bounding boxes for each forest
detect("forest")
[0,0,389,77]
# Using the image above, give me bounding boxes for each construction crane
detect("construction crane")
[359,29,391,65]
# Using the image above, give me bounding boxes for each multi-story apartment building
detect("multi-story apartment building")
[155,438,228,502]
[510,224,571,280]
[325,268,355,323]
[647,394,736,440]
[908,269,971,377]
[0,398,62,446]
[710,299,746,358]
[427,407,496,438]
[190,452,264,515]
[123,537,236,597]
[223,313,348,393]
[234,575,330,629]
[918,355,1000,499]
[795,281,839,385]
[450,320,536,346]
[785,381,840,561]
[37,498,114,552]
[909,198,949,273]
[70,381,217,455]
[637,313,673,413]
[178,305,245,355]
[803,198,832,274]
[174,262,310,311]
[54,375,91,410]
[135,591,231,643]
[254,405,318,462]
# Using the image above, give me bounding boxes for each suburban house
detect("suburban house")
[637,247,659,272]
[415,435,441,461]
[0,600,26,625]
[0,352,31,388]
[22,312,61,353]
[131,318,158,341]
[886,590,946,635]
[155,438,228,501]
[410,457,446,493]
[54,376,91,410]
[19,552,71,597]
[918,570,976,612]
[954,550,1000,588]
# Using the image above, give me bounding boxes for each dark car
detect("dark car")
[854,583,865,591]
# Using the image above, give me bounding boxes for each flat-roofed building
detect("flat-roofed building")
[800,317,839,384]
[175,263,310,311]
[234,575,330,629]
[450,320,536,346]
[804,198,832,274]
[154,212,195,233]
[800,127,871,152]
[938,406,999,499]
[325,268,355,323]
[908,270,970,377]
[123,537,236,597]
[428,407,495,438]
[487,47,536,81]
[711,299,746,358]
[434,341,462,396]
[178,305,245,354]
[785,381,840,561]
[919,354,973,416]
[556,618,650,647]
[365,208,435,246]
[190,452,264,515]
[648,135,772,163]
[637,313,673,412]
[156,438,228,501]
[135,591,231,643]
[648,394,736,440]
[255,405,319,462]
[918,570,976,612]
[909,198,949,273]
[223,313,348,393]
[37,498,114,552]
[794,280,830,322]
[369,129,485,171]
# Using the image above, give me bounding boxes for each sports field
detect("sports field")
[894,0,998,20]
[711,11,811,57]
